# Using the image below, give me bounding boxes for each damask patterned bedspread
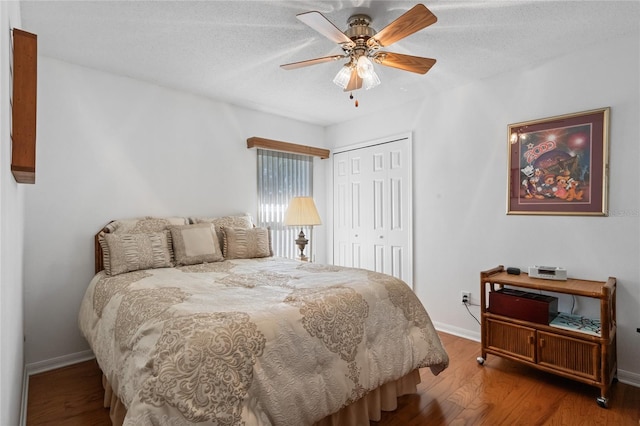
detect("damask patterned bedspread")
[78,257,449,426]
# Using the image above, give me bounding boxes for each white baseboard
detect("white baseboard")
[25,349,95,376]
[433,321,481,342]
[19,367,28,426]
[617,369,640,388]
[20,350,96,426]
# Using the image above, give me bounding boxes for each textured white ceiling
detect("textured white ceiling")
[20,1,640,126]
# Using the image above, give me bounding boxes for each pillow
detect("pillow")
[100,217,185,270]
[168,223,224,266]
[222,227,272,259]
[102,232,173,276]
[105,216,188,234]
[191,214,254,246]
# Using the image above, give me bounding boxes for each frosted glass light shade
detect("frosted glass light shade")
[284,197,322,226]
[333,66,352,89]
[356,55,375,78]
[363,70,381,90]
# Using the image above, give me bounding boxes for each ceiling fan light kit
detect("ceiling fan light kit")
[281,3,437,102]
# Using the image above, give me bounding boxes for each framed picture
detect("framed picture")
[507,107,610,215]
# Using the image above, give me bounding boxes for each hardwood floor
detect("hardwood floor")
[27,332,640,425]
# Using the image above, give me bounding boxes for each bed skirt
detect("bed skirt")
[102,369,421,426]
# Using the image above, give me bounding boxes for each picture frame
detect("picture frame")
[507,107,610,215]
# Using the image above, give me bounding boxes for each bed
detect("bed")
[78,215,449,426]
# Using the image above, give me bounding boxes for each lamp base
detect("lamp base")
[295,229,309,262]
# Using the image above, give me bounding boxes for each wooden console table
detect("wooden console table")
[479,265,617,407]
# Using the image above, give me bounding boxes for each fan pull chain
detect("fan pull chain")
[349,92,358,107]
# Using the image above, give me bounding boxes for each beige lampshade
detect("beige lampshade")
[284,197,322,226]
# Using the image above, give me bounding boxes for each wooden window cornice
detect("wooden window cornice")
[247,137,330,159]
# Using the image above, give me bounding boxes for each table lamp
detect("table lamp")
[283,196,321,261]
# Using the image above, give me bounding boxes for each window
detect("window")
[257,149,313,258]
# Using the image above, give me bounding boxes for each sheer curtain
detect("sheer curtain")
[256,149,313,259]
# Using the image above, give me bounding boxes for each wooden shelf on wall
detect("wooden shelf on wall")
[247,137,330,159]
[11,28,38,184]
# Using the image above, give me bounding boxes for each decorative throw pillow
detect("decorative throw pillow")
[102,232,173,276]
[191,214,254,249]
[100,217,185,270]
[222,227,272,259]
[168,223,224,266]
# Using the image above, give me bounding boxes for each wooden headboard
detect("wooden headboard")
[94,222,113,274]
[94,229,105,274]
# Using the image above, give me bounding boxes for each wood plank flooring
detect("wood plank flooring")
[27,332,640,425]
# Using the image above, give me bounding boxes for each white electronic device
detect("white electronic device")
[528,265,567,281]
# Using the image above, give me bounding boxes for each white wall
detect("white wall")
[326,33,640,382]
[23,57,327,365]
[0,2,25,424]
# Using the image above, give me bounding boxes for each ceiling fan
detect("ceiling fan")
[280,4,437,93]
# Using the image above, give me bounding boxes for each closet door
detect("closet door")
[333,152,352,267]
[334,150,372,269]
[333,136,412,286]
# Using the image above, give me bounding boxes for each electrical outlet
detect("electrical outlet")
[461,291,471,305]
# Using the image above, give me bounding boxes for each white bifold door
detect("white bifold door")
[333,135,413,287]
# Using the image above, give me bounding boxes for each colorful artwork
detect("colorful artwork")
[508,108,609,215]
[518,124,591,203]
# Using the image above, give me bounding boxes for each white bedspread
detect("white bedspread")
[78,257,448,425]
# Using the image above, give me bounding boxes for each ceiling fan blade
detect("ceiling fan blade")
[368,4,437,48]
[280,55,346,70]
[376,52,436,74]
[344,70,363,92]
[297,11,355,47]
